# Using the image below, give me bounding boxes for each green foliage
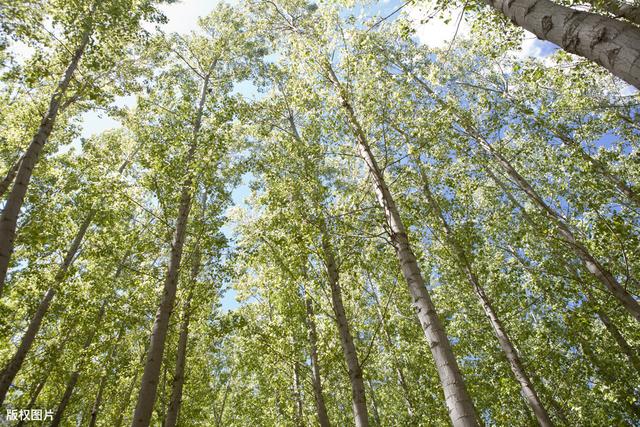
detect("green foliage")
[0,1,639,426]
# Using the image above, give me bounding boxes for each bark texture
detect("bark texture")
[485,0,640,88]
[322,233,370,427]
[324,61,479,426]
[0,18,93,295]
[0,211,93,404]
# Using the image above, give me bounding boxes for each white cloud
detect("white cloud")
[406,6,559,61]
[144,0,228,35]
[405,5,471,49]
[517,31,559,60]
[6,41,35,65]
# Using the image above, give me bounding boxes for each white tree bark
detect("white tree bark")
[485,0,640,88]
[323,61,479,426]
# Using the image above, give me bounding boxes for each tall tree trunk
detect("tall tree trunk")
[304,291,331,427]
[214,378,231,427]
[368,280,415,418]
[402,68,640,322]
[15,329,72,427]
[415,161,554,426]
[474,132,639,320]
[89,327,124,427]
[595,308,640,374]
[321,232,370,427]
[367,379,382,426]
[131,60,214,427]
[0,211,93,404]
[115,351,147,427]
[50,300,108,427]
[162,292,192,427]
[483,0,640,88]
[131,173,192,427]
[579,281,640,375]
[0,156,21,200]
[15,373,49,427]
[88,372,109,427]
[323,61,479,426]
[508,97,640,209]
[293,361,304,427]
[577,333,640,419]
[0,14,94,294]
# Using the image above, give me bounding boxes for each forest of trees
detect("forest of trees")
[0,0,638,425]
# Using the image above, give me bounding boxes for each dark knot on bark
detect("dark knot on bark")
[541,16,553,36]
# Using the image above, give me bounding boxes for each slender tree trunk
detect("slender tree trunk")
[304,291,331,427]
[15,374,49,427]
[416,162,554,426]
[163,234,204,427]
[595,308,640,373]
[516,103,640,208]
[131,61,214,427]
[324,62,479,426]
[0,156,21,200]
[578,334,640,419]
[88,373,109,427]
[15,331,72,427]
[162,292,192,427]
[131,178,192,427]
[0,16,94,294]
[368,280,415,418]
[89,328,124,427]
[214,379,231,427]
[476,133,640,320]
[580,281,640,375]
[0,211,93,404]
[483,0,640,88]
[321,232,370,427]
[115,351,146,427]
[50,301,107,427]
[404,68,640,322]
[293,361,304,427]
[367,379,382,426]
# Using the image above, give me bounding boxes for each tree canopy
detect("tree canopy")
[0,0,638,426]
